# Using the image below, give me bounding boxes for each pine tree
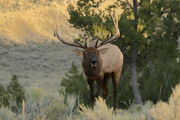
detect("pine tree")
[7,75,25,112]
[60,63,89,105]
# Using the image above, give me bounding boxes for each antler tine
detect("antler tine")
[75,41,86,48]
[95,39,99,48]
[54,10,86,49]
[84,37,88,47]
[97,16,120,47]
[54,27,86,48]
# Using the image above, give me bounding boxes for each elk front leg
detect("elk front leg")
[87,79,95,105]
[102,74,109,99]
[112,71,120,111]
[94,78,104,98]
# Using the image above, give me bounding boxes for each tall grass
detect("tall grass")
[0,84,180,120]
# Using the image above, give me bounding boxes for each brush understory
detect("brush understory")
[0,84,180,120]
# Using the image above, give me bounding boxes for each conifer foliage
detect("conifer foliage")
[60,63,89,105]
[66,0,180,106]
[0,75,25,112]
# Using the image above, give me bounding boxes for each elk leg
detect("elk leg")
[112,72,120,111]
[94,79,103,98]
[102,75,109,99]
[87,79,95,104]
[95,78,103,98]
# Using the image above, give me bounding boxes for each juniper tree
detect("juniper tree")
[7,75,25,112]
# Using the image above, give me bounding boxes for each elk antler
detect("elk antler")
[96,16,120,48]
[54,11,86,49]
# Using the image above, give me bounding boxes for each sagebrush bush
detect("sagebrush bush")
[150,83,180,120]
[0,88,65,120]
[0,107,25,120]
[76,97,152,120]
[71,84,180,120]
[0,107,17,120]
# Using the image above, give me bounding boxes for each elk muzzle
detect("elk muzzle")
[90,59,98,69]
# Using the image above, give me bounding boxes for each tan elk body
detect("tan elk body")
[55,17,123,109]
[93,43,123,76]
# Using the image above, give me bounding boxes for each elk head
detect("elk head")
[73,47,109,77]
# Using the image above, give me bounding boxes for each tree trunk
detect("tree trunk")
[22,99,26,115]
[130,0,143,104]
[130,47,143,104]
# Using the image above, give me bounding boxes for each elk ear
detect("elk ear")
[72,50,84,56]
[98,48,108,54]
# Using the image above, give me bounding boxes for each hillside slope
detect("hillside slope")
[0,0,80,44]
[0,0,81,93]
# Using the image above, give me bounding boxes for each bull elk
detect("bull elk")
[54,18,123,109]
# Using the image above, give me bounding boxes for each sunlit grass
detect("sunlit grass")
[1,84,180,120]
[0,0,80,45]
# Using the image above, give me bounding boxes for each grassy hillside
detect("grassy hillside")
[0,0,80,44]
[0,0,81,93]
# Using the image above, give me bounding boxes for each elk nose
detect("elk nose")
[91,59,97,64]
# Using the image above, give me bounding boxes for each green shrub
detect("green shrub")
[0,75,25,112]
[7,75,25,112]
[0,84,9,107]
[140,61,180,103]
[30,87,44,100]
[60,62,90,106]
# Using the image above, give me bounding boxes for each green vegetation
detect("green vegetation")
[67,0,180,105]
[0,75,25,112]
[60,63,87,96]
[0,84,9,107]
[60,62,90,106]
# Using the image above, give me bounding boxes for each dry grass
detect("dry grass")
[0,0,81,91]
[0,0,80,45]
[75,84,180,120]
[0,84,180,120]
[150,84,180,120]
